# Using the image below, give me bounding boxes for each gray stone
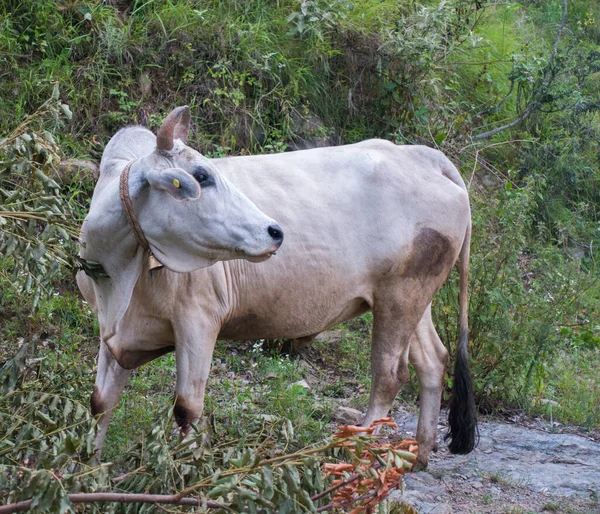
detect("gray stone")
[292,379,310,389]
[334,406,363,426]
[390,488,452,514]
[314,330,344,344]
[57,158,99,180]
[390,410,600,512]
[139,72,152,97]
[404,472,446,496]
[567,245,586,260]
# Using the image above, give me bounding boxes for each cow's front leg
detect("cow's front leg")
[91,341,132,460]
[173,322,218,435]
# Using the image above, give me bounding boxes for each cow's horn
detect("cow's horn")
[156,106,191,151]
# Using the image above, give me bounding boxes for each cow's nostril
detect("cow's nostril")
[268,224,284,243]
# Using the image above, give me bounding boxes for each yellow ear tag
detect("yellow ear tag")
[173,178,180,188]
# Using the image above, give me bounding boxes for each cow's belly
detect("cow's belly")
[218,295,371,340]
[217,257,374,340]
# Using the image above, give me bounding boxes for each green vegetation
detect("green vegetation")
[1,0,600,511]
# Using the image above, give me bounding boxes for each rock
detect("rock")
[139,72,152,97]
[57,159,99,181]
[292,379,310,389]
[540,398,559,407]
[288,109,338,150]
[480,173,500,188]
[391,486,452,514]
[334,406,362,426]
[404,472,446,496]
[567,245,586,260]
[399,410,600,497]
[314,330,344,345]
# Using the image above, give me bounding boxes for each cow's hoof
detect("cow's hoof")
[413,459,428,472]
[89,451,102,467]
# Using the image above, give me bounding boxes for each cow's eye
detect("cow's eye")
[192,168,215,187]
[196,172,209,184]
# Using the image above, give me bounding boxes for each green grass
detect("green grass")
[102,331,367,463]
[532,348,600,428]
[3,2,600,511]
[3,259,600,470]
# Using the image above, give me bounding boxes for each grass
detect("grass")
[485,471,529,490]
[3,258,599,470]
[0,263,426,472]
[531,348,600,428]
[86,326,374,465]
[3,3,600,513]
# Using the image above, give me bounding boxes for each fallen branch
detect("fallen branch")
[0,493,225,514]
[173,439,342,500]
[0,419,415,513]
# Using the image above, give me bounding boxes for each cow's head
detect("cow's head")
[80,106,283,342]
[129,106,283,272]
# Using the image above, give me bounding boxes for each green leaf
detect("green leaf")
[51,83,60,101]
[60,104,72,120]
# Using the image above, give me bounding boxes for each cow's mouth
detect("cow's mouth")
[236,246,279,262]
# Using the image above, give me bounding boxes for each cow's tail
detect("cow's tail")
[444,221,478,454]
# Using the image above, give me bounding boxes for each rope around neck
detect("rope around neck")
[119,161,164,271]
[119,160,152,253]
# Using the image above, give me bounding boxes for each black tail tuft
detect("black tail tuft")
[444,332,478,454]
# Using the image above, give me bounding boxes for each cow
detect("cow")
[77,106,477,469]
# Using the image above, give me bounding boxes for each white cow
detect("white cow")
[78,106,477,469]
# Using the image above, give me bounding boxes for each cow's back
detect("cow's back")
[211,141,470,340]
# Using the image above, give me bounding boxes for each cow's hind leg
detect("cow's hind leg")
[363,288,429,429]
[91,341,132,460]
[409,304,448,469]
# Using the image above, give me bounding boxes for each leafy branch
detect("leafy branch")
[1,343,418,513]
[0,84,76,308]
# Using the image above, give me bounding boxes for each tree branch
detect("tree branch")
[550,0,568,67]
[0,493,225,514]
[573,101,600,115]
[472,0,568,141]
[472,102,539,140]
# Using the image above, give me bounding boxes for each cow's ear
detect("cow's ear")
[145,168,200,201]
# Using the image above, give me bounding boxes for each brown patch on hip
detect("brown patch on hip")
[403,228,455,279]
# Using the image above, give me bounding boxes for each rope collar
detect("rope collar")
[119,160,164,271]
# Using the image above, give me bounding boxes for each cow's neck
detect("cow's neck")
[81,172,149,344]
